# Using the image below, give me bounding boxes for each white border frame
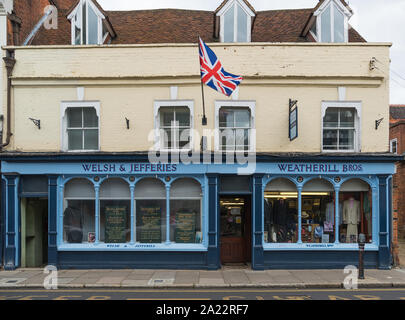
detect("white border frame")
[321,101,362,153]
[153,100,194,152]
[390,138,398,154]
[214,100,256,152]
[217,0,255,43]
[61,101,101,152]
[68,0,105,45]
[314,0,351,43]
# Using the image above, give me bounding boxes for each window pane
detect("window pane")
[100,178,130,199]
[333,4,345,43]
[178,128,191,149]
[134,178,166,198]
[162,128,173,149]
[82,1,86,43]
[67,108,82,128]
[170,200,201,243]
[220,129,235,150]
[237,4,248,42]
[340,109,355,127]
[74,5,82,45]
[160,108,174,127]
[324,108,339,127]
[65,178,95,199]
[234,109,250,127]
[219,108,234,128]
[83,129,98,150]
[321,5,331,42]
[339,180,372,243]
[176,107,190,127]
[63,200,95,243]
[83,108,98,127]
[302,179,335,243]
[323,129,338,150]
[87,3,98,44]
[224,5,235,42]
[235,128,245,148]
[339,129,354,150]
[100,200,131,243]
[136,200,166,243]
[68,129,83,150]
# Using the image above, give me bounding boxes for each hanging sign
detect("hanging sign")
[289,99,298,141]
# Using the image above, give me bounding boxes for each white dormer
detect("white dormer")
[216,0,255,43]
[68,0,108,45]
[311,0,353,43]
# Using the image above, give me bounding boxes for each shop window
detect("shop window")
[63,105,99,151]
[322,107,358,152]
[264,178,299,243]
[339,179,372,243]
[99,178,131,243]
[135,178,167,243]
[302,179,335,243]
[169,178,202,243]
[63,178,95,244]
[159,106,191,150]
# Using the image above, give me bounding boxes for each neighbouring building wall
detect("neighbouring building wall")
[4,43,391,153]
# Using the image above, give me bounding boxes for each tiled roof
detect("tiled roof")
[30,1,366,45]
[390,106,405,121]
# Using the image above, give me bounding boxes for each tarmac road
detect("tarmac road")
[1,288,405,300]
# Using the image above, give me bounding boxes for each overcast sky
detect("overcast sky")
[98,0,405,104]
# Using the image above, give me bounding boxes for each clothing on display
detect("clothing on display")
[63,206,83,243]
[342,198,360,243]
[325,202,334,225]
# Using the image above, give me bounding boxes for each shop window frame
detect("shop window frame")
[262,175,378,251]
[61,101,100,152]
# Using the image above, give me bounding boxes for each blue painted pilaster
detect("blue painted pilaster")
[252,174,264,270]
[377,175,390,269]
[207,174,219,270]
[48,175,58,266]
[0,178,5,267]
[4,174,18,270]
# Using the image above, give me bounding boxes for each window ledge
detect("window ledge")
[263,243,378,251]
[58,243,208,251]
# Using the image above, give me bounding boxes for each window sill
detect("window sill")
[263,243,378,251]
[57,243,208,251]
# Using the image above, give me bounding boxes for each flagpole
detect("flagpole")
[198,36,208,126]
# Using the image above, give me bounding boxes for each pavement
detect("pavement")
[0,266,405,289]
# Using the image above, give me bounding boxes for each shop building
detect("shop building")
[0,0,401,270]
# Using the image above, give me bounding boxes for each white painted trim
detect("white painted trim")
[61,101,100,152]
[321,101,362,153]
[214,100,256,152]
[153,100,194,152]
[314,0,353,18]
[77,87,85,100]
[338,86,346,101]
[390,138,398,154]
[218,0,254,43]
[170,86,178,100]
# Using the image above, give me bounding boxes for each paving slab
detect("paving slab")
[223,271,250,285]
[96,277,126,285]
[245,271,274,284]
[174,271,199,285]
[121,279,150,287]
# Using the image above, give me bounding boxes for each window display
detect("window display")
[63,178,95,243]
[135,178,167,243]
[339,179,372,243]
[99,178,131,243]
[170,178,202,243]
[264,178,298,243]
[301,179,335,243]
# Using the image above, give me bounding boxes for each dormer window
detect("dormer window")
[312,0,352,43]
[68,0,108,45]
[217,0,255,43]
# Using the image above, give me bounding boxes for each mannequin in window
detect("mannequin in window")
[343,196,360,243]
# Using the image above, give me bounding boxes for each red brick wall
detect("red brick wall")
[8,0,52,45]
[390,122,405,242]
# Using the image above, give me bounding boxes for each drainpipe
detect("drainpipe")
[0,50,16,149]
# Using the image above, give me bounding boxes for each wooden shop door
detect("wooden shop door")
[220,196,251,264]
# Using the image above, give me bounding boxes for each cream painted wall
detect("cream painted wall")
[5,43,391,153]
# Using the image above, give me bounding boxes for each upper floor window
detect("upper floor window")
[62,101,100,152]
[390,139,398,154]
[215,101,255,152]
[322,102,361,152]
[154,101,193,151]
[313,0,351,43]
[68,0,107,45]
[218,0,255,43]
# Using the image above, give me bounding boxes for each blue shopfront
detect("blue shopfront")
[0,154,398,270]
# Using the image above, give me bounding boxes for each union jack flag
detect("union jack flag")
[199,37,243,97]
